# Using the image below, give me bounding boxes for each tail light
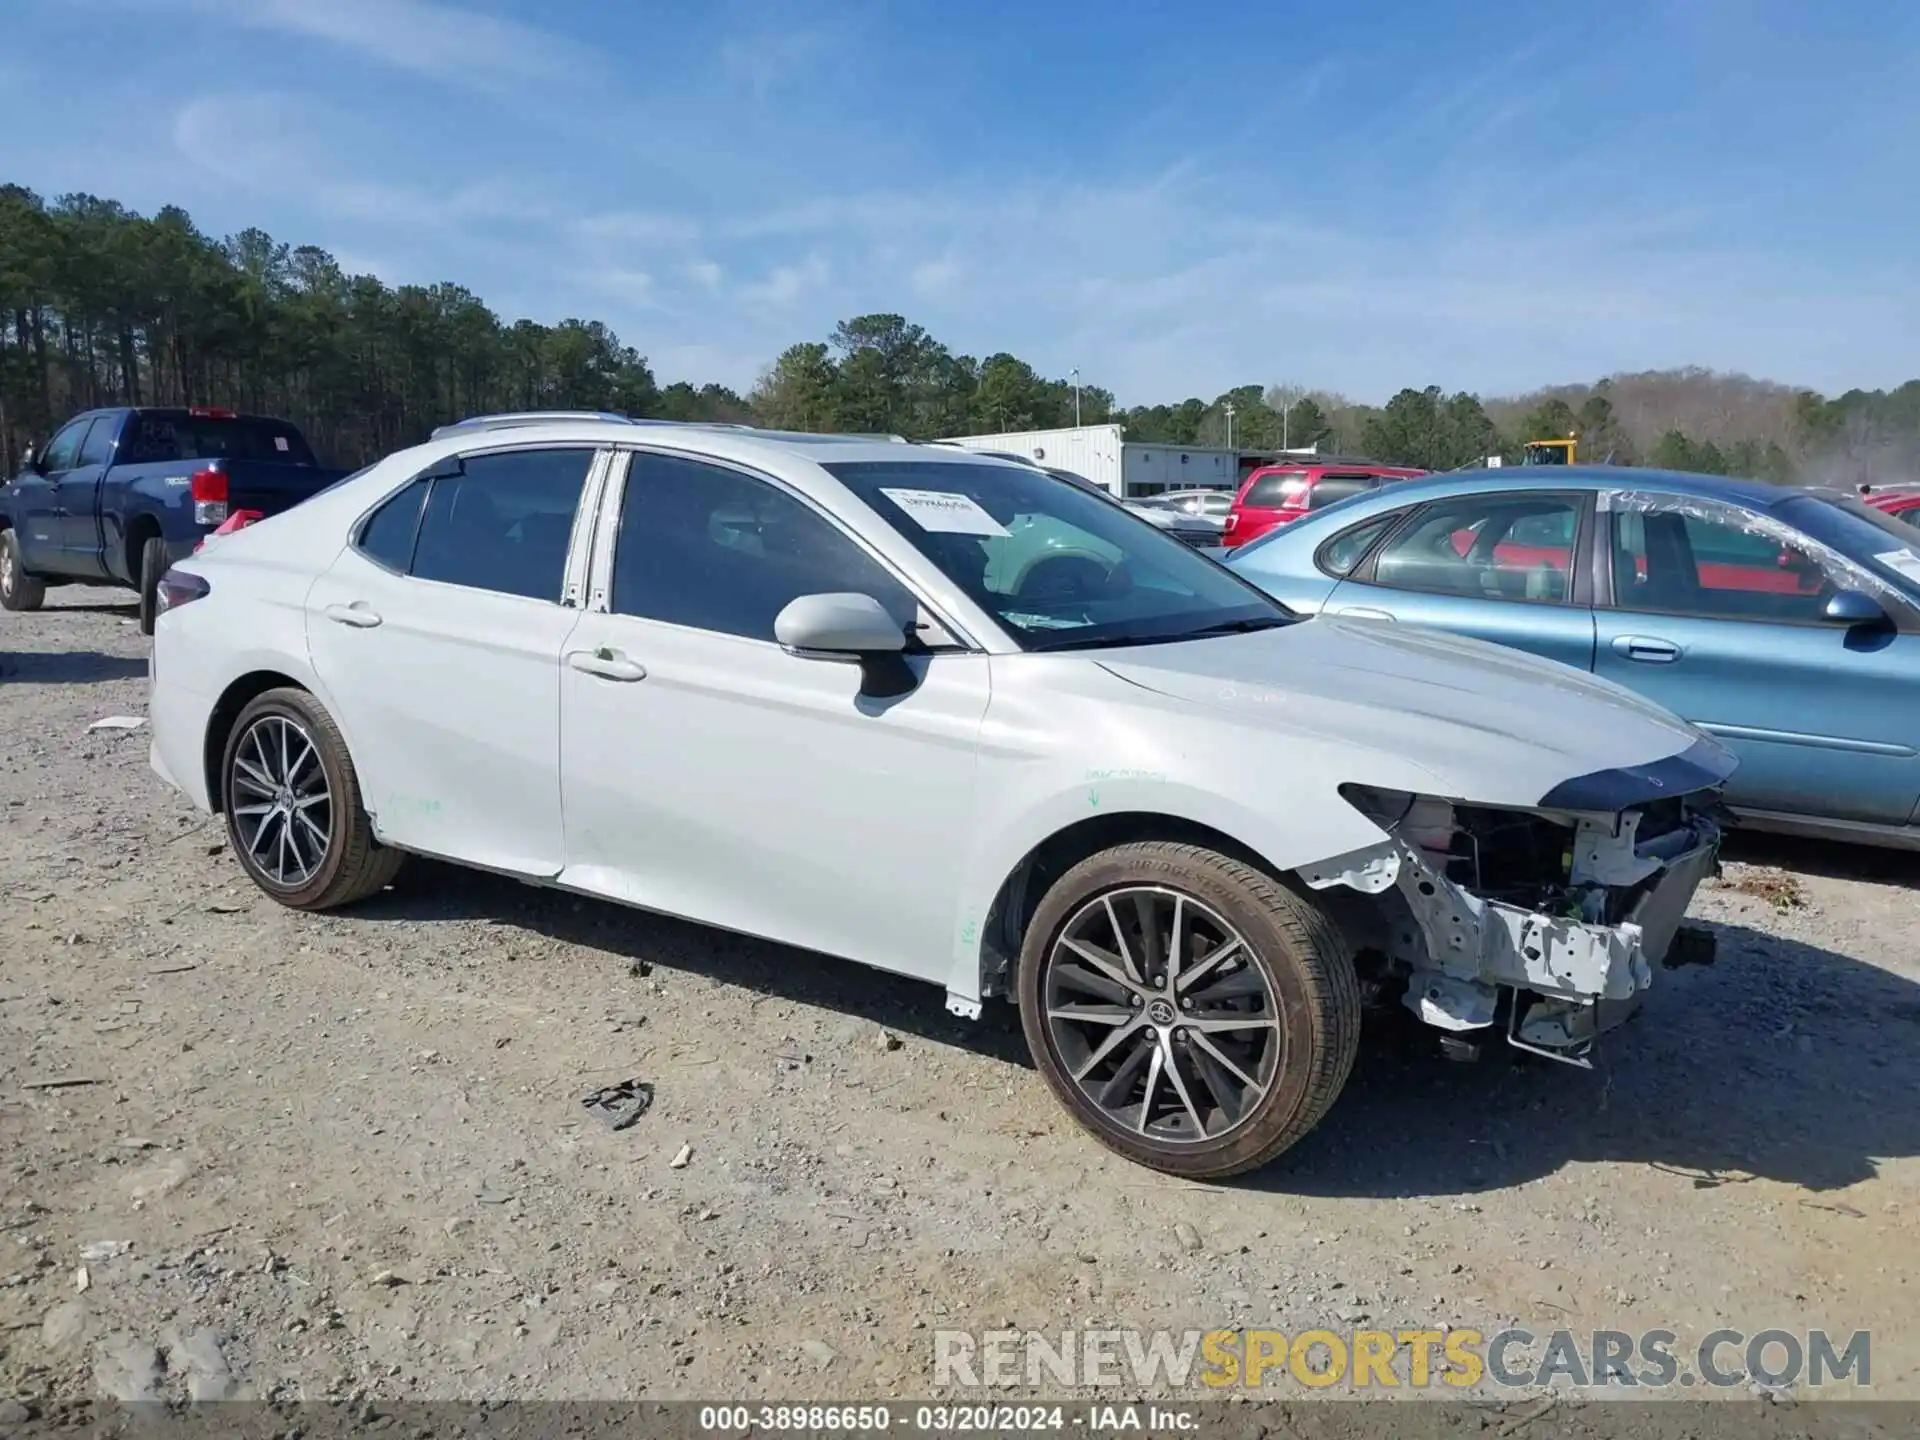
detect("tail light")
[1223,514,1238,535]
[155,567,209,619]
[188,405,235,419]
[190,466,228,526]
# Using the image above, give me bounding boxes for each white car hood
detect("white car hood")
[1096,616,1733,811]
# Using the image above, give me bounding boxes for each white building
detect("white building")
[936,424,1241,499]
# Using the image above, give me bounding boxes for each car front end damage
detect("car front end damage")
[1299,753,1728,1066]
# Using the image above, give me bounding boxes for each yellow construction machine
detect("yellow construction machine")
[1523,434,1578,466]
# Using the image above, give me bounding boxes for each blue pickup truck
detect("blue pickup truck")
[0,407,348,633]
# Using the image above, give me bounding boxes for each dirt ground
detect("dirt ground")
[2,587,1916,1417]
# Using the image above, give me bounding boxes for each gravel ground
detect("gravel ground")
[2,588,1916,1418]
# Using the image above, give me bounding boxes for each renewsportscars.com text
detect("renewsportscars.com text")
[933,1327,1870,1391]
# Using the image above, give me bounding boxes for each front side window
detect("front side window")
[1370,493,1581,603]
[1609,499,1835,622]
[827,459,1290,650]
[78,415,119,466]
[409,448,592,602]
[39,419,91,473]
[612,452,920,643]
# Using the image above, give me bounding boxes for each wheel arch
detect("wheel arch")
[203,670,310,813]
[122,509,164,585]
[954,809,1288,1011]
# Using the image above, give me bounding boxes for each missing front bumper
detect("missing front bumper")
[1303,813,1722,1064]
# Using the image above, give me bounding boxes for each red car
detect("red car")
[1861,484,1920,531]
[1224,461,1425,547]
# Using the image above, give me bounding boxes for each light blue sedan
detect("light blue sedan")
[1227,466,1920,850]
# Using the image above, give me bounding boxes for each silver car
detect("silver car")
[148,416,1731,1178]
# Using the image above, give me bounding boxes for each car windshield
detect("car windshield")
[826,459,1293,651]
[1778,493,1920,594]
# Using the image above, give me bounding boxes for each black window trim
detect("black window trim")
[1351,488,1597,608]
[1596,494,1920,634]
[348,441,606,602]
[597,442,986,655]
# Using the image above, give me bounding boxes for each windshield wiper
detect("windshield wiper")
[1025,613,1293,653]
[1178,614,1294,638]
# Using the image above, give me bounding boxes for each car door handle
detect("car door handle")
[567,648,647,682]
[324,602,382,629]
[1334,606,1396,622]
[1611,634,1680,663]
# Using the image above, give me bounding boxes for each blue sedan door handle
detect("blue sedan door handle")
[1612,634,1681,663]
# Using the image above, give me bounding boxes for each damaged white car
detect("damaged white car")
[146,415,1733,1178]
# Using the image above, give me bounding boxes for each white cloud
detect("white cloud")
[177,0,592,87]
[740,255,830,307]
[719,29,831,101]
[171,92,528,228]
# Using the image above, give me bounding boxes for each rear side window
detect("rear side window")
[119,414,317,466]
[1371,494,1582,603]
[409,449,593,602]
[1309,474,1383,509]
[1318,514,1400,576]
[78,416,119,466]
[356,479,429,571]
[1243,471,1307,508]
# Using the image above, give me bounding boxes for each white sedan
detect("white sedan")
[148,414,1732,1178]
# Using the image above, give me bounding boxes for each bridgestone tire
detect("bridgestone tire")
[1018,841,1361,1179]
[222,687,403,911]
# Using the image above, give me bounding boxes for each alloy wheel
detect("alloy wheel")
[1042,885,1282,1145]
[230,714,333,888]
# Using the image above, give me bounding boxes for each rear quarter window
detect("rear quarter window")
[1309,474,1384,509]
[1243,472,1306,508]
[119,414,317,466]
[1317,514,1401,576]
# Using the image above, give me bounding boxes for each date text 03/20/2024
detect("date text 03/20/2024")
[696,1404,1194,1432]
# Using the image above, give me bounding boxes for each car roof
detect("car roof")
[1321,464,1821,511]
[415,419,1015,473]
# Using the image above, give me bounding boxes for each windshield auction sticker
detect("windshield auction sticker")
[1873,548,1920,584]
[880,487,1010,537]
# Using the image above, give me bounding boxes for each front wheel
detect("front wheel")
[221,687,403,910]
[0,531,46,612]
[1018,841,1360,1179]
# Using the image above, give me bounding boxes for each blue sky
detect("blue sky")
[4,0,1917,405]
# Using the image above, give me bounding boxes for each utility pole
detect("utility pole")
[1223,401,1236,450]
[1070,368,1081,427]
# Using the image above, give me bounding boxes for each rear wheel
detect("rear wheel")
[1018,841,1360,1179]
[136,535,167,635]
[0,531,46,612]
[221,687,403,910]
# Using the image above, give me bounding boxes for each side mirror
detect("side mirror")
[774,592,914,698]
[21,444,42,474]
[1822,589,1886,626]
[775,592,907,654]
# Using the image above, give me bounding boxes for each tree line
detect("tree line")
[4,184,1917,487]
